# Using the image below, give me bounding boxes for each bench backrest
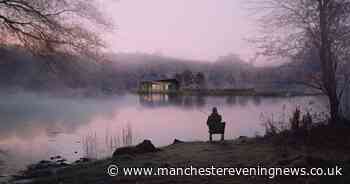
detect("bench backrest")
[209,122,225,134]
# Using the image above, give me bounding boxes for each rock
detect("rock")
[56,159,67,163]
[80,157,92,162]
[173,139,184,144]
[22,158,71,179]
[113,147,136,157]
[59,162,70,167]
[29,160,52,170]
[38,160,51,165]
[74,157,92,164]
[135,140,157,153]
[23,169,53,179]
[49,155,62,161]
[236,136,249,144]
[54,155,62,159]
[119,155,134,160]
[113,140,158,157]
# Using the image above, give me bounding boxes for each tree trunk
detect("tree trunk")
[329,93,340,123]
[318,0,340,124]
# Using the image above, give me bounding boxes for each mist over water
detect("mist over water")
[0,92,327,175]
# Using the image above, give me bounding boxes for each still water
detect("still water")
[0,93,326,174]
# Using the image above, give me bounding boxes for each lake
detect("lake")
[0,93,327,175]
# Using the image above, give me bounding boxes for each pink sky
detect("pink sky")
[102,0,258,62]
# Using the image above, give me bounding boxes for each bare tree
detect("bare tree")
[194,72,206,89]
[0,0,112,58]
[251,0,350,123]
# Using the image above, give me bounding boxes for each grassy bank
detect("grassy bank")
[12,125,350,184]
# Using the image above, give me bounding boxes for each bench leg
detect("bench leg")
[209,133,213,142]
[221,133,224,141]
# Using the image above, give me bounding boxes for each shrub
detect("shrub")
[261,107,319,138]
[290,108,301,132]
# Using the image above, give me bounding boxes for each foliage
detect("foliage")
[261,106,325,138]
[0,49,323,94]
[194,72,206,89]
[181,70,194,87]
[252,0,350,123]
[0,0,111,57]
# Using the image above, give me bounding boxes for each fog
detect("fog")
[0,93,122,142]
[102,0,257,62]
[0,92,328,175]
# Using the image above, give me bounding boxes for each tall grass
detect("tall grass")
[82,123,133,159]
[260,104,328,137]
[122,123,133,146]
[105,132,120,153]
[104,126,121,153]
[82,132,98,159]
[260,104,289,136]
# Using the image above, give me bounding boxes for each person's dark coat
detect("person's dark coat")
[207,112,222,127]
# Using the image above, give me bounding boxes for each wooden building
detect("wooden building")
[139,79,180,93]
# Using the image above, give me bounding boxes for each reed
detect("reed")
[82,132,98,159]
[83,123,133,158]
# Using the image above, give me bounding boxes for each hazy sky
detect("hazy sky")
[103,0,257,61]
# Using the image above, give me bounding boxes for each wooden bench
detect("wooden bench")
[208,122,225,142]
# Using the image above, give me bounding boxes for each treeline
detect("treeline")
[174,71,206,89]
[0,46,327,96]
[0,46,106,96]
[107,52,259,90]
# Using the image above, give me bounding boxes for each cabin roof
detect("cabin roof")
[141,78,179,84]
[141,75,161,82]
[156,79,179,83]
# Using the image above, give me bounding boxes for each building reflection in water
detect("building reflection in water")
[139,94,207,108]
[238,96,249,107]
[139,94,265,109]
[226,96,237,106]
[253,96,262,106]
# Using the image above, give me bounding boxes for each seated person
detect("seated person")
[207,107,222,127]
[206,107,225,142]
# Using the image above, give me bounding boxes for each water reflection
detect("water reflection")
[139,94,209,108]
[0,93,327,175]
[226,96,237,106]
[140,94,177,107]
[253,96,262,106]
[139,94,261,108]
[0,93,119,142]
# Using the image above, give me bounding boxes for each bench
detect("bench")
[208,122,225,142]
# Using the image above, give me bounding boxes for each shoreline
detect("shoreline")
[136,89,323,97]
[9,130,350,184]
